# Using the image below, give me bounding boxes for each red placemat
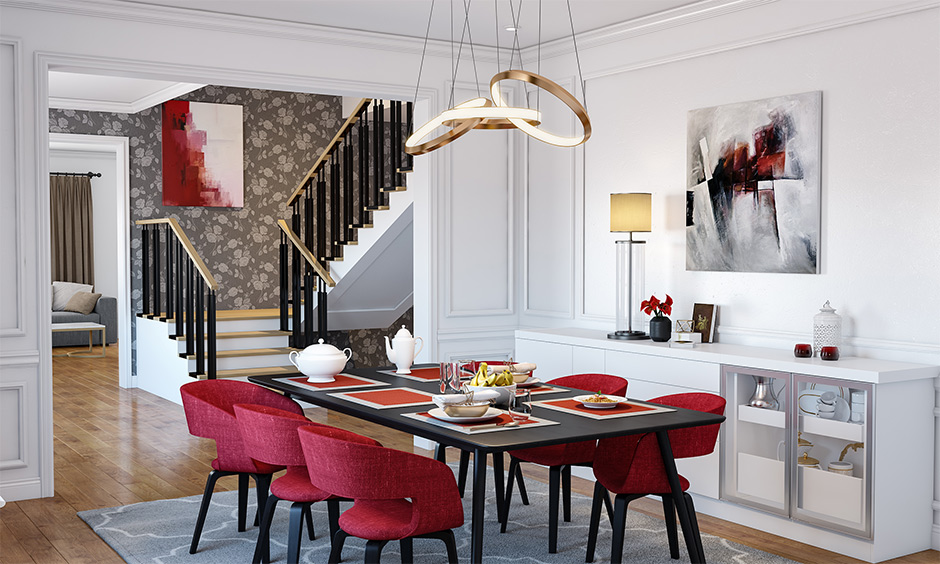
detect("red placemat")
[378,366,441,382]
[535,398,674,420]
[524,385,562,396]
[283,373,388,391]
[329,387,435,409]
[402,411,559,434]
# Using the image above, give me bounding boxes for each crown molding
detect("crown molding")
[48,81,203,113]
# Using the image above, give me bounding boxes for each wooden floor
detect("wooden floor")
[1,346,937,564]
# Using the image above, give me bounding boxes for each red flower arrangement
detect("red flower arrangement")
[641,294,673,318]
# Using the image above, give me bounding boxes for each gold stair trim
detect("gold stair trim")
[205,365,300,380]
[175,329,290,341]
[185,347,297,360]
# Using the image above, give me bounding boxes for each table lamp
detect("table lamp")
[608,193,651,340]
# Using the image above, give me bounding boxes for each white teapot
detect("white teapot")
[384,326,424,375]
[289,339,352,383]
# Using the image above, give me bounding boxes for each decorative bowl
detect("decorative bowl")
[442,402,491,418]
[511,371,532,384]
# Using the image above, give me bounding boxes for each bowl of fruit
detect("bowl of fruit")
[466,362,517,407]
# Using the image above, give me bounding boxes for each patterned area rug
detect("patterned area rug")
[78,465,797,563]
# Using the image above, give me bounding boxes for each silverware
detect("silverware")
[469,420,518,431]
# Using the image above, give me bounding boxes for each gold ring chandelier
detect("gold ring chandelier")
[405,0,591,156]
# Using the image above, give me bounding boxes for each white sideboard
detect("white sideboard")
[515,327,939,563]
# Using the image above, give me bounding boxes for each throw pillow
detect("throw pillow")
[52,281,93,311]
[63,292,102,315]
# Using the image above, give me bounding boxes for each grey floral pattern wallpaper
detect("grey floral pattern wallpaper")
[50,86,412,368]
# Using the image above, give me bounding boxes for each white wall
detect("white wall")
[48,150,119,299]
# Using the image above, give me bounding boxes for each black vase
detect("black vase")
[649,316,672,342]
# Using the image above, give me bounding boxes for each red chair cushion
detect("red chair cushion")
[270,466,332,503]
[338,499,415,540]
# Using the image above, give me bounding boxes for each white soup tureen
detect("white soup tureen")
[289,339,353,383]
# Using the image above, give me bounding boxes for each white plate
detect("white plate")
[428,407,502,423]
[516,377,541,388]
[573,394,627,409]
[798,384,848,416]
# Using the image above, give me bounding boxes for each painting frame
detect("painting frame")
[691,303,717,344]
[686,91,821,274]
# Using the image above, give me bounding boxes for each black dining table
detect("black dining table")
[249,364,725,564]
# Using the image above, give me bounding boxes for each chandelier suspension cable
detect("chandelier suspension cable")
[462,0,483,98]
[566,0,587,112]
[447,0,477,108]
[411,0,437,114]
[537,0,542,112]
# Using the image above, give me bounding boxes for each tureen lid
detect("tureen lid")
[393,325,413,339]
[299,339,346,357]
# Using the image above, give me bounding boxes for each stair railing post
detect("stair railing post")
[403,101,414,173]
[152,223,161,318]
[357,118,366,227]
[372,100,380,206]
[279,230,289,332]
[195,277,205,377]
[207,289,216,380]
[166,224,174,328]
[185,260,194,357]
[316,170,326,262]
[343,140,352,242]
[303,268,314,347]
[141,225,150,316]
[317,276,328,343]
[393,100,402,187]
[378,99,386,190]
[291,202,302,349]
[330,152,340,257]
[175,238,184,338]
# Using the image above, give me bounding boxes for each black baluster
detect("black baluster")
[304,180,314,253]
[303,269,314,347]
[195,277,205,377]
[141,225,150,316]
[185,260,194,357]
[363,104,372,214]
[372,100,380,207]
[401,101,414,173]
[394,100,403,188]
[358,118,366,227]
[330,152,340,257]
[166,226,174,328]
[378,99,386,190]
[344,141,352,242]
[291,202,302,348]
[152,224,161,318]
[175,239,183,338]
[207,289,216,380]
[317,277,328,343]
[279,230,289,332]
[317,171,326,262]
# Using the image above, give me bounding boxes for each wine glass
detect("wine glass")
[508,390,532,423]
[439,362,463,395]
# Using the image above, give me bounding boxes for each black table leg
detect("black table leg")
[656,430,704,563]
[492,452,505,523]
[470,447,487,563]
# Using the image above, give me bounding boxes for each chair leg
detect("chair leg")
[253,495,280,564]
[190,469,229,554]
[458,449,471,498]
[585,481,607,563]
[417,530,459,564]
[562,464,572,522]
[364,539,388,564]
[328,529,349,564]
[303,503,315,540]
[501,457,519,532]
[610,494,631,564]
[253,473,272,528]
[287,502,307,564]
[685,493,706,563]
[434,443,447,462]
[493,452,505,523]
[399,537,413,563]
[515,461,530,505]
[327,499,341,542]
[603,489,615,525]
[237,473,250,532]
[548,465,561,553]
[662,495,680,559]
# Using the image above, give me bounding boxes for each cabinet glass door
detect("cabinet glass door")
[791,374,872,538]
[720,365,790,516]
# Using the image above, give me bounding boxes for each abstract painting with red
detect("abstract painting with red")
[162,100,244,207]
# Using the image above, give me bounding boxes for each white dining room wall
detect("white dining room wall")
[517,0,940,549]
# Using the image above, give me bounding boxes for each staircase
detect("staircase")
[135,98,413,397]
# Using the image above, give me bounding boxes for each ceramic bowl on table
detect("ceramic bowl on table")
[288,339,353,383]
[442,402,491,418]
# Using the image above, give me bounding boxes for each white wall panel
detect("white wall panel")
[0,40,22,335]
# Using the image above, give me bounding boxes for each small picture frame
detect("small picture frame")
[675,319,693,333]
[692,304,717,343]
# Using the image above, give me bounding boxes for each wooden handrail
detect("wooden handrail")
[287,98,373,206]
[277,220,335,287]
[136,218,219,290]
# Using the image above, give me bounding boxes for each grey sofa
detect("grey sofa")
[52,296,118,347]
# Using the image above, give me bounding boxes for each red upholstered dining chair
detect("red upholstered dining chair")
[298,425,464,564]
[234,403,357,564]
[180,380,304,554]
[585,392,726,564]
[501,373,629,553]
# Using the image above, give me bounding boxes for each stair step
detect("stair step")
[175,329,290,341]
[365,205,390,211]
[184,347,297,360]
[209,365,301,380]
[380,186,407,193]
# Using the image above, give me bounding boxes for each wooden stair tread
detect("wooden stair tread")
[185,347,298,360]
[208,366,301,379]
[162,308,283,324]
[175,330,290,341]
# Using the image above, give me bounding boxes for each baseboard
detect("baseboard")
[0,477,44,503]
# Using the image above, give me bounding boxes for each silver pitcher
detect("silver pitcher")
[748,375,780,410]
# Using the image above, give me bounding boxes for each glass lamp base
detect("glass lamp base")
[607,330,650,340]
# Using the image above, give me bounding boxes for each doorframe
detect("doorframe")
[49,133,133,388]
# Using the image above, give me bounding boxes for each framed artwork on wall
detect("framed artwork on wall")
[686,91,821,273]
[162,100,244,207]
[692,303,717,343]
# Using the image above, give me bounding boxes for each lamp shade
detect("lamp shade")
[610,193,651,233]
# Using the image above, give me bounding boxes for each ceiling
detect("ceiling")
[50,0,699,113]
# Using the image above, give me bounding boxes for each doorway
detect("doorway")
[48,133,132,388]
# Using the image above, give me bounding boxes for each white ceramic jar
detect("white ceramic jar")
[289,339,353,383]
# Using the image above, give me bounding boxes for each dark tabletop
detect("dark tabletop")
[249,364,725,453]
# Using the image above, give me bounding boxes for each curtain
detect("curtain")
[50,175,95,285]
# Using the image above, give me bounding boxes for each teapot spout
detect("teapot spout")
[385,336,396,363]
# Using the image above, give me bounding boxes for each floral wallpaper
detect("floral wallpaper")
[49,86,412,369]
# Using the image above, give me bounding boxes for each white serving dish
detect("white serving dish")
[573,394,627,409]
[428,407,501,423]
[288,338,353,383]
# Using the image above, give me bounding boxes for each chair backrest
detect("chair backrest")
[180,380,303,473]
[593,392,725,494]
[552,373,628,397]
[233,403,319,468]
